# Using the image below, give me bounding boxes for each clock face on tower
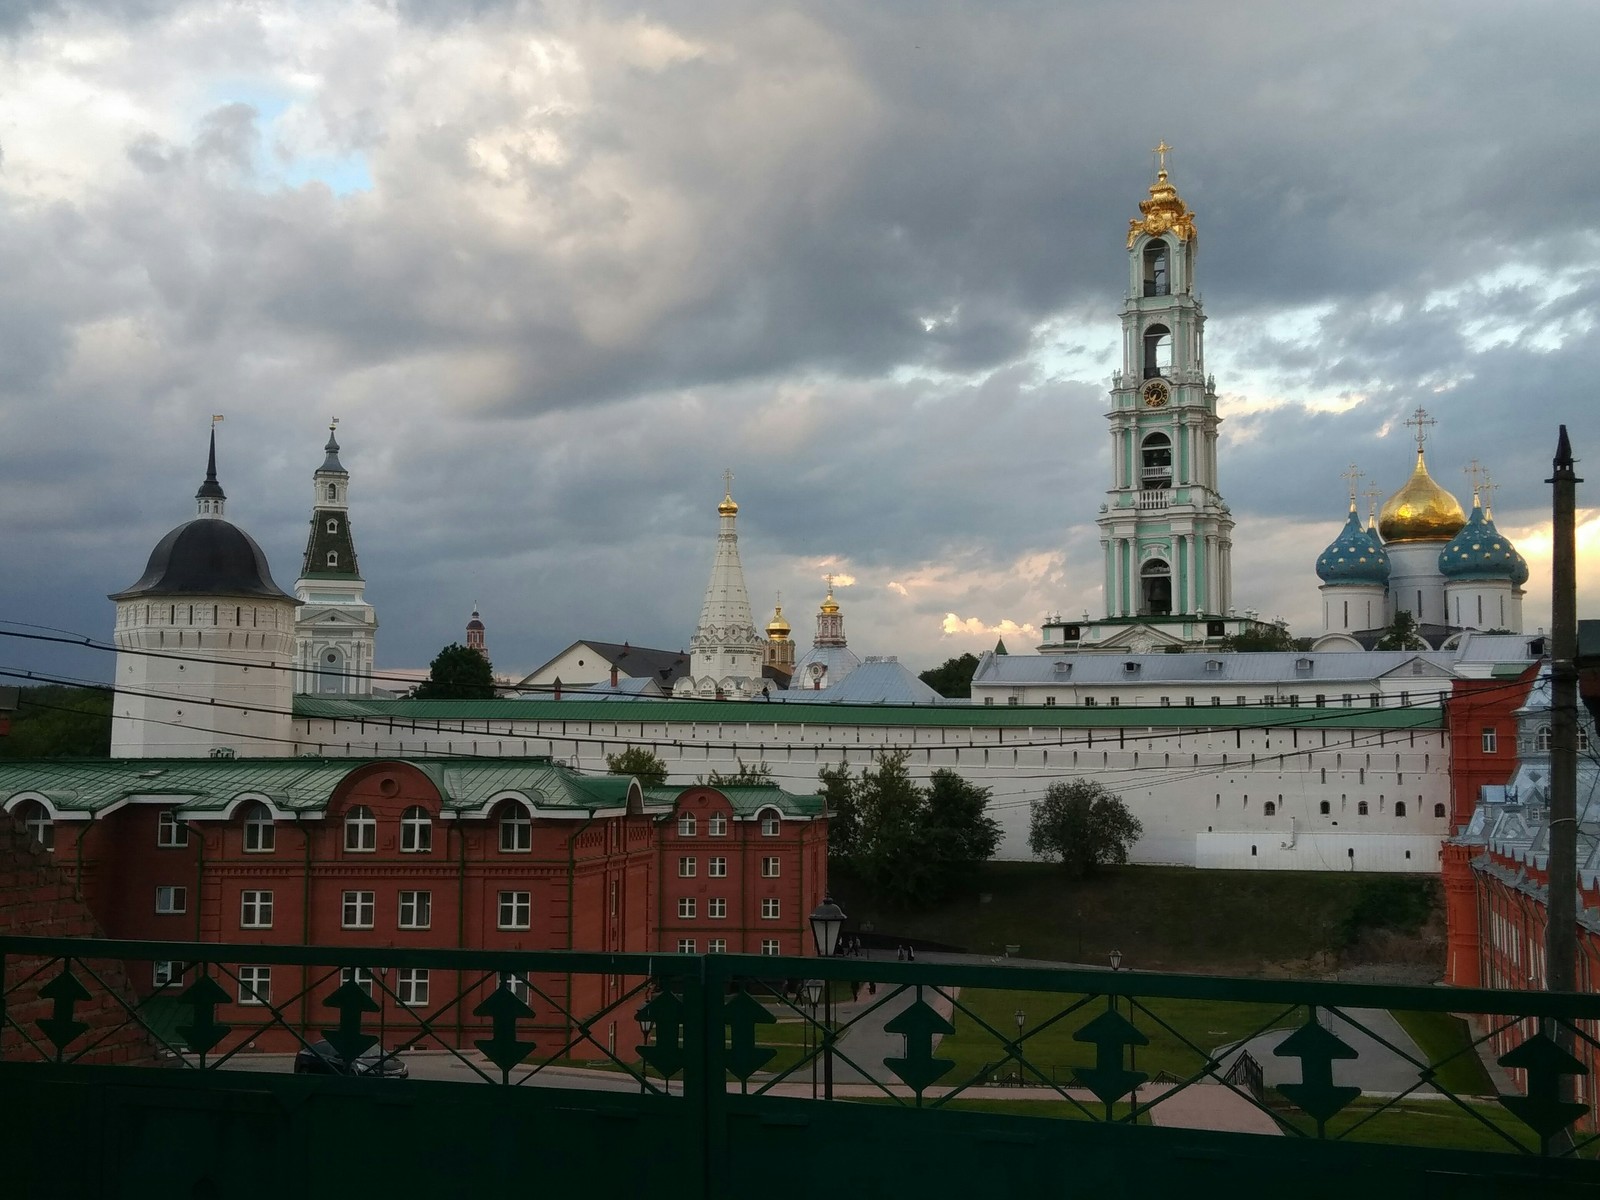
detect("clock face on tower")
[1142,380,1170,408]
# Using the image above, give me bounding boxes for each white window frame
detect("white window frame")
[708,939,727,954]
[1482,727,1498,754]
[156,811,189,848]
[342,890,375,930]
[500,973,530,1003]
[708,897,727,920]
[759,812,780,837]
[155,886,187,914]
[243,803,276,852]
[678,856,697,878]
[708,856,728,878]
[240,890,274,929]
[760,897,780,920]
[396,968,429,1007]
[499,807,532,852]
[498,891,531,930]
[678,897,697,920]
[760,939,780,956]
[398,890,432,930]
[23,803,53,850]
[400,806,433,853]
[344,806,376,852]
[761,856,780,878]
[707,813,728,837]
[677,939,696,954]
[677,813,696,837]
[340,966,373,995]
[153,961,186,988]
[238,966,271,1006]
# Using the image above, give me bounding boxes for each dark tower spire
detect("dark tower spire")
[196,420,226,517]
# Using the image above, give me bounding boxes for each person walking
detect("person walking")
[896,945,906,961]
[907,946,916,963]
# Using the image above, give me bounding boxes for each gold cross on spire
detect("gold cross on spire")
[1463,458,1483,501]
[1153,140,1172,172]
[824,573,834,592]
[1364,482,1382,523]
[722,468,734,495]
[1340,463,1363,506]
[1480,472,1499,515]
[1403,406,1436,454]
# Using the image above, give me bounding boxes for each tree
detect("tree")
[413,643,496,699]
[825,752,999,907]
[1375,609,1428,651]
[606,747,668,787]
[1028,780,1143,880]
[1220,623,1298,652]
[0,686,112,758]
[919,653,980,699]
[704,760,773,787]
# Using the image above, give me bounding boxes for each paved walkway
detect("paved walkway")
[1219,1006,1434,1094]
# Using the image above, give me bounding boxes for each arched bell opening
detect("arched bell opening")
[1141,432,1172,490]
[1142,240,1170,297]
[1142,324,1172,379]
[1140,559,1173,616]
[318,646,346,695]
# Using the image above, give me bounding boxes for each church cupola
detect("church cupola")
[674,472,765,700]
[764,599,795,672]
[195,421,226,517]
[787,577,861,691]
[1316,467,1391,641]
[466,608,488,657]
[814,578,847,647]
[1374,408,1465,630]
[292,420,377,697]
[1440,473,1524,633]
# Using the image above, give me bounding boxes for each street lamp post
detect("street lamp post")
[377,966,389,1070]
[635,1004,655,1095]
[1013,1008,1026,1087]
[1109,950,1134,1086]
[803,979,824,1100]
[808,895,847,1100]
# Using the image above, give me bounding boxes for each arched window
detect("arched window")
[326,551,338,568]
[344,805,376,852]
[20,801,53,850]
[326,519,338,534]
[243,802,275,853]
[400,806,432,853]
[1142,240,1169,296]
[1433,802,1446,819]
[499,803,531,852]
[326,483,337,501]
[1395,801,1407,818]
[1263,801,1277,817]
[1536,724,1552,751]
[1141,433,1172,490]
[1142,323,1172,378]
[1319,801,1330,816]
[760,811,781,837]
[1357,801,1370,816]
[1140,560,1172,617]
[678,813,696,838]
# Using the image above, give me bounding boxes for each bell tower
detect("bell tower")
[1041,146,1262,654]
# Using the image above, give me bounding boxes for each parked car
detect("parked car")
[292,1039,409,1079]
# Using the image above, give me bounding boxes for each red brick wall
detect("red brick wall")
[1447,668,1536,829]
[0,812,166,1066]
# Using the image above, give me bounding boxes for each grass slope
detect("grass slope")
[832,861,1440,975]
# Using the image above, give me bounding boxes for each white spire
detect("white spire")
[676,475,765,699]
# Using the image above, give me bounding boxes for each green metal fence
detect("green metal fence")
[3,936,1600,1197]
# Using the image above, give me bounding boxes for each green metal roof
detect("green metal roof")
[648,783,824,817]
[294,695,1442,731]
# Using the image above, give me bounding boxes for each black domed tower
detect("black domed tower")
[108,427,299,757]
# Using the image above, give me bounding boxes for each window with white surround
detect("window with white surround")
[157,811,189,848]
[677,939,696,954]
[1482,727,1498,754]
[344,806,376,852]
[498,891,531,930]
[326,551,338,567]
[243,803,275,852]
[21,802,53,851]
[155,886,187,914]
[153,961,186,988]
[761,898,780,920]
[397,968,429,1006]
[760,812,780,837]
[398,890,432,929]
[240,890,274,929]
[678,897,696,919]
[677,813,696,837]
[708,939,727,954]
[707,813,728,836]
[327,519,338,534]
[340,966,373,995]
[500,805,531,852]
[678,856,696,877]
[400,806,433,852]
[761,856,780,878]
[1537,724,1553,752]
[708,856,727,877]
[500,973,530,1003]
[342,891,375,929]
[708,897,727,919]
[760,939,780,956]
[238,966,271,1006]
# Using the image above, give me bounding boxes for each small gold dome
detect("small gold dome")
[1127,168,1197,248]
[819,587,840,615]
[766,604,791,638]
[717,491,738,516]
[1378,451,1466,543]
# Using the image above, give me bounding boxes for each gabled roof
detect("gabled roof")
[658,783,824,817]
[518,641,690,688]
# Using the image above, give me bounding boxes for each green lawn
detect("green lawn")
[1271,1098,1600,1156]
[1390,1009,1494,1095]
[847,1096,1144,1122]
[939,986,1301,1082]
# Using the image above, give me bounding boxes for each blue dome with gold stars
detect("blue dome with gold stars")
[1438,502,1521,582]
[1316,509,1390,586]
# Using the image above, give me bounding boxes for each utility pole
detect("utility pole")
[1545,426,1581,995]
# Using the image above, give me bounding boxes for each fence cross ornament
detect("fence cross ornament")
[1273,1013,1361,1131]
[636,990,686,1079]
[883,994,956,1094]
[722,989,777,1081]
[473,982,537,1077]
[1072,1004,1149,1110]
[320,978,380,1064]
[35,967,91,1055]
[1497,1028,1589,1147]
[175,973,233,1058]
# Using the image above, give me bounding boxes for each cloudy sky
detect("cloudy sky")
[2,0,1596,687]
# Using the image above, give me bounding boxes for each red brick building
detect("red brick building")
[0,756,826,1054]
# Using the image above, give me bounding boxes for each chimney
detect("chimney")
[553,677,562,702]
[611,665,619,688]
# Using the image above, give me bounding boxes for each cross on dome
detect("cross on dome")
[1153,140,1172,173]
[1363,482,1382,525]
[1403,406,1437,454]
[1341,463,1363,508]
[1480,473,1500,516]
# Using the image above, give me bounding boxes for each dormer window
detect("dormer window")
[327,519,338,533]
[326,551,338,567]
[1295,658,1313,672]
[1123,661,1140,674]
[1205,659,1223,672]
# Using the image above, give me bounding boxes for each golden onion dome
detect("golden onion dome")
[766,604,791,638]
[1127,168,1197,248]
[819,586,840,615]
[717,490,738,516]
[1378,451,1467,543]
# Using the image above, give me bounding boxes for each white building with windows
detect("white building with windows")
[673,479,768,699]
[292,425,378,696]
